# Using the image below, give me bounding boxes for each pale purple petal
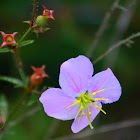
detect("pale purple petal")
[71,102,101,133]
[88,68,122,104]
[59,55,94,97]
[39,88,79,120]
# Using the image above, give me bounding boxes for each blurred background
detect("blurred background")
[0,0,140,139]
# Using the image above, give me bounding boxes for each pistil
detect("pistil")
[66,89,107,128]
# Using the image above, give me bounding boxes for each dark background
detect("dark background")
[0,0,140,139]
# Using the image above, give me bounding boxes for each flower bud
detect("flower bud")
[30,73,43,86]
[30,65,49,87]
[36,15,47,27]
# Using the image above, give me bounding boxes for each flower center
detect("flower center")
[67,89,107,129]
[5,35,13,42]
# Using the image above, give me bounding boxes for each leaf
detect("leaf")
[0,94,8,121]
[23,20,31,25]
[45,28,50,32]
[0,48,10,53]
[18,40,34,48]
[18,69,28,85]
[0,76,24,87]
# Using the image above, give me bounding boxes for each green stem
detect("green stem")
[18,27,32,45]
[14,49,28,86]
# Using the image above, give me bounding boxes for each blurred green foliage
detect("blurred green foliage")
[0,0,140,139]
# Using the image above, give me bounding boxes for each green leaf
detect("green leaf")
[0,48,10,53]
[45,28,50,31]
[23,20,31,25]
[0,94,8,121]
[18,69,28,85]
[0,76,24,87]
[18,40,34,48]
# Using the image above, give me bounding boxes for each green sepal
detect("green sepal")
[34,30,40,38]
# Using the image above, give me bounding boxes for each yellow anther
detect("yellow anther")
[67,100,80,109]
[95,106,106,115]
[75,105,84,120]
[92,89,106,95]
[78,113,85,125]
[94,98,108,101]
[89,112,92,115]
[6,37,13,42]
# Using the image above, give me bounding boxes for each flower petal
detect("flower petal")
[88,68,122,104]
[1,42,7,48]
[59,55,94,97]
[39,88,79,120]
[71,102,101,133]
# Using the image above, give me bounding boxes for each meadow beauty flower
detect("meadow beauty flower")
[39,55,122,133]
[0,31,18,48]
[30,65,49,87]
[43,5,55,20]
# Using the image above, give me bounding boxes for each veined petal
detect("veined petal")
[39,88,79,120]
[59,55,94,97]
[71,102,101,133]
[88,68,122,104]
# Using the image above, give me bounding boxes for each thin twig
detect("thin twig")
[104,0,137,68]
[92,32,140,64]
[54,119,140,140]
[31,0,37,27]
[13,49,22,69]
[86,0,120,58]
[127,0,137,9]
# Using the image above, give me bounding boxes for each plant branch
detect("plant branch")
[13,49,27,85]
[92,32,140,64]
[18,27,32,45]
[31,0,37,27]
[104,0,137,68]
[54,119,140,140]
[86,0,120,58]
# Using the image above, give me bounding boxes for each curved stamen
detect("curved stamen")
[94,98,108,101]
[92,89,106,95]
[66,89,106,128]
[67,100,80,109]
[90,97,108,102]
[78,112,85,125]
[83,100,94,129]
[75,105,84,120]
[90,102,106,115]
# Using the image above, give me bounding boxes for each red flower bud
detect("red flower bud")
[30,65,49,87]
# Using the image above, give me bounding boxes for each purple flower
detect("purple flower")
[39,55,122,133]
